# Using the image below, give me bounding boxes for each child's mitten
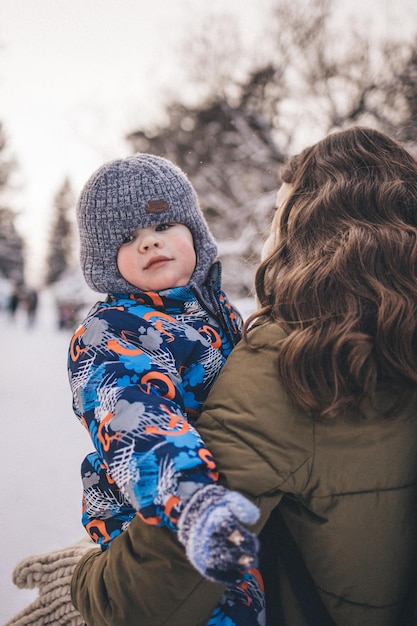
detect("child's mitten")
[5,538,98,626]
[178,484,260,585]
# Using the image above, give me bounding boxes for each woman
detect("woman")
[196,126,417,624]
[12,127,417,626]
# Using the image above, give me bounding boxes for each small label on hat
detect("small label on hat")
[145,199,169,214]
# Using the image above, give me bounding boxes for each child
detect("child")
[69,154,264,625]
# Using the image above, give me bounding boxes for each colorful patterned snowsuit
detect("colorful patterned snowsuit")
[68,264,265,626]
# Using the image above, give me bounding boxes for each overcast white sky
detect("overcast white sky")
[1,0,416,286]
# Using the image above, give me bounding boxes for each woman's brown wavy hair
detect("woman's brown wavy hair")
[247,126,417,419]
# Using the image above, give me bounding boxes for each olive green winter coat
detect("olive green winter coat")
[71,518,224,626]
[72,322,417,626]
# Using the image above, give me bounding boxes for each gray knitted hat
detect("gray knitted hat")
[77,154,218,294]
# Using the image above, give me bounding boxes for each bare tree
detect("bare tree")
[128,82,285,298]
[0,122,24,282]
[372,41,417,145]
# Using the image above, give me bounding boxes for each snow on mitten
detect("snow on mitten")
[178,484,260,585]
[4,537,99,626]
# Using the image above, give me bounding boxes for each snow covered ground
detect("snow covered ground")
[1,288,256,624]
[1,291,93,624]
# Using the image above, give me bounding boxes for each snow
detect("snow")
[1,290,93,624]
[0,287,256,624]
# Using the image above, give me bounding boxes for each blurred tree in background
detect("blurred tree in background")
[127,0,417,299]
[127,73,285,298]
[0,206,25,282]
[0,122,24,284]
[44,177,75,285]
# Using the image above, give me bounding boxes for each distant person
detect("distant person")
[7,284,21,319]
[57,302,78,330]
[25,288,38,326]
[66,154,264,625]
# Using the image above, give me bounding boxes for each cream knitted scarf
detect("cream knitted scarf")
[5,538,98,626]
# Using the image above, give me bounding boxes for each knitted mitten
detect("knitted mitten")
[178,484,260,585]
[4,538,98,626]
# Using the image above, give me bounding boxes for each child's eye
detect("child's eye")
[155,223,172,232]
[121,233,136,244]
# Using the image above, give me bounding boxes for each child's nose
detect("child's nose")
[139,233,162,252]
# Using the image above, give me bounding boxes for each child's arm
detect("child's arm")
[70,304,260,584]
[69,305,219,529]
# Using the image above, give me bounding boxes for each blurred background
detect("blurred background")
[1,0,417,317]
[1,0,417,621]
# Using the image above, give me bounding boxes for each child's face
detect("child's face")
[117,223,197,292]
[261,183,293,261]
